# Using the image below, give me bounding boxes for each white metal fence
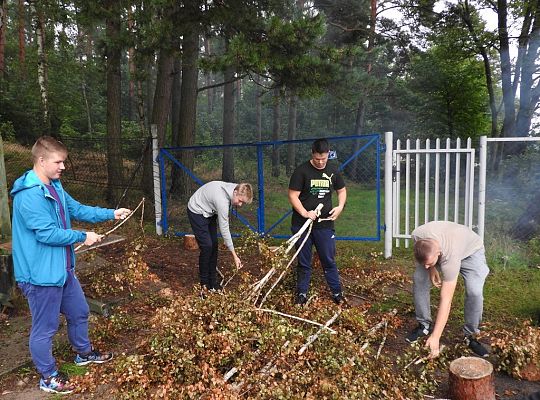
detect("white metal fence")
[383,132,540,258]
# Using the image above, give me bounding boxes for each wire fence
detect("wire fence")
[3,137,147,208]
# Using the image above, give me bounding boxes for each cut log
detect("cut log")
[183,234,199,250]
[449,357,495,400]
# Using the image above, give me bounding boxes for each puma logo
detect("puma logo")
[322,172,334,183]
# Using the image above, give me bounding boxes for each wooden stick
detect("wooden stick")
[358,309,397,349]
[258,222,313,307]
[257,308,337,334]
[223,367,238,382]
[298,310,341,355]
[376,321,388,359]
[404,345,446,369]
[74,198,145,252]
[284,203,322,254]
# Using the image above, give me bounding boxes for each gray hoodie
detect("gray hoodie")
[187,181,237,250]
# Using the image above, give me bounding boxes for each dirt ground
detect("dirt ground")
[1,235,539,399]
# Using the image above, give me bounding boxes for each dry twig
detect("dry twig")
[298,310,341,355]
[74,198,145,252]
[257,308,337,334]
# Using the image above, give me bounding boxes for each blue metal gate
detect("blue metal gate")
[159,134,382,241]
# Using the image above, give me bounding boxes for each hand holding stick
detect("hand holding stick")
[74,198,145,253]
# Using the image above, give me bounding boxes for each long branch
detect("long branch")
[257,308,337,334]
[74,198,145,252]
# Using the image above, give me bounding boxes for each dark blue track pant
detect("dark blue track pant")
[187,208,219,289]
[292,226,342,295]
[18,269,92,379]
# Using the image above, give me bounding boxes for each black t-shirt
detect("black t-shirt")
[289,160,346,230]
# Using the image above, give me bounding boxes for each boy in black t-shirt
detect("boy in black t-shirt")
[288,138,347,305]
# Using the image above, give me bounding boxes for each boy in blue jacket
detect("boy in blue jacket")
[11,136,130,394]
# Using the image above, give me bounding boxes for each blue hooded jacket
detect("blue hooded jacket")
[10,170,114,286]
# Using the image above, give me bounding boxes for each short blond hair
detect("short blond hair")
[32,136,67,163]
[235,183,253,204]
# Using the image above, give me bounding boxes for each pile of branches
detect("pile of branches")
[73,232,445,399]
[490,320,540,380]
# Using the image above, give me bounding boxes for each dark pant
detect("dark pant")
[292,226,342,295]
[18,269,92,378]
[187,208,219,289]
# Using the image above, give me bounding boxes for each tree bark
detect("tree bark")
[449,357,495,400]
[286,92,297,176]
[222,64,236,182]
[498,0,516,140]
[104,2,124,206]
[30,0,51,134]
[142,50,175,197]
[203,38,214,113]
[127,10,136,121]
[0,0,6,79]
[171,27,199,199]
[514,1,540,144]
[271,89,281,178]
[16,0,25,74]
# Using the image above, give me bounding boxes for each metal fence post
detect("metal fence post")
[384,131,393,258]
[152,125,163,235]
[477,136,487,240]
[257,144,265,234]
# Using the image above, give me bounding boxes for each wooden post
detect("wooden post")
[0,135,11,240]
[183,234,199,250]
[449,357,495,400]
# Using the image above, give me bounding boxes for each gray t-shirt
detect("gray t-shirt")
[411,221,484,281]
[188,181,237,251]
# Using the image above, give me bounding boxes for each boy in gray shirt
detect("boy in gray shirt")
[406,221,490,358]
[187,181,253,290]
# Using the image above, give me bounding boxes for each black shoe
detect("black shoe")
[295,293,308,305]
[332,292,345,304]
[465,336,489,357]
[211,283,223,291]
[406,324,431,343]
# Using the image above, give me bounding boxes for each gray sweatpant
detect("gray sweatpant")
[413,248,490,337]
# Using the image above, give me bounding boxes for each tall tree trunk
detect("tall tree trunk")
[170,57,181,151]
[30,1,50,134]
[222,64,236,182]
[145,61,156,129]
[349,0,376,182]
[0,0,5,79]
[204,37,214,113]
[104,3,123,206]
[514,1,540,144]
[141,50,175,197]
[460,1,498,138]
[498,0,516,140]
[171,27,199,198]
[271,89,281,178]
[75,10,92,135]
[18,0,25,74]
[127,9,136,121]
[286,92,297,176]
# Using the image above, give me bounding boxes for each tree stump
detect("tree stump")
[184,234,199,251]
[449,357,495,400]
